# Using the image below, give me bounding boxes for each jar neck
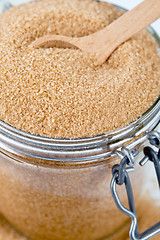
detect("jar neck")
[0,97,159,164]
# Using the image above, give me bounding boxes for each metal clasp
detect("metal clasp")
[111,131,160,240]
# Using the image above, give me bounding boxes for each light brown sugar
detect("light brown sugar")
[0,0,159,139]
[0,198,159,240]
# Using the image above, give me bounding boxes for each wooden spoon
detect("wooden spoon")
[31,0,160,65]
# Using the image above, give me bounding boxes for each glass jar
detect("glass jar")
[0,95,159,240]
[0,1,159,240]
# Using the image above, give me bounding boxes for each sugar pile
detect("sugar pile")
[0,0,159,138]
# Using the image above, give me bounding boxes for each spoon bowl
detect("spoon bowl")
[31,0,160,65]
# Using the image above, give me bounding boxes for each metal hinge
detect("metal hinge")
[111,131,160,240]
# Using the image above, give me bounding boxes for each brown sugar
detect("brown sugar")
[0,0,159,139]
[0,2,159,240]
[0,198,159,240]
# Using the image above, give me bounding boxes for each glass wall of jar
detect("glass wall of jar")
[0,93,159,240]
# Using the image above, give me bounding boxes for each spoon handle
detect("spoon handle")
[95,0,160,65]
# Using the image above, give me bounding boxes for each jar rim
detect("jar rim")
[0,95,159,161]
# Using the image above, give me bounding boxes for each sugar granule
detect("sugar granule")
[0,0,159,139]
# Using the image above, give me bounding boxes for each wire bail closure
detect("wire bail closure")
[111,131,160,240]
